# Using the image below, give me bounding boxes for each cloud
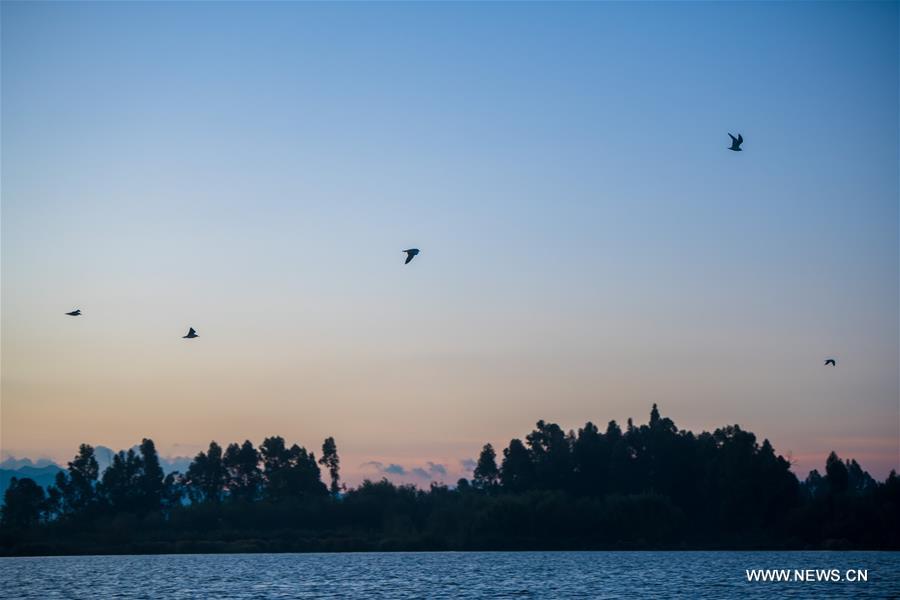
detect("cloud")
[361,461,409,476]
[359,460,449,481]
[460,458,477,472]
[427,462,447,476]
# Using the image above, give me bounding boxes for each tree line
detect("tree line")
[1,405,897,554]
[2,435,339,525]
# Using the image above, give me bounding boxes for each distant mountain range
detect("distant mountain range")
[0,447,193,498]
[0,457,58,470]
[0,464,62,499]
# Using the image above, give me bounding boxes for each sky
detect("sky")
[1,1,897,485]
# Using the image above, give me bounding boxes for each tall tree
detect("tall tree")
[224,440,263,502]
[319,437,341,496]
[473,443,499,490]
[803,469,825,500]
[572,422,608,496]
[525,420,571,490]
[53,444,100,516]
[284,444,326,497]
[99,449,143,512]
[260,436,327,500]
[1,478,46,528]
[183,442,226,503]
[260,436,291,500]
[846,459,876,493]
[137,438,165,512]
[825,451,849,495]
[500,439,534,493]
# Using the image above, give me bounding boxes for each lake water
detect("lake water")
[0,551,897,598]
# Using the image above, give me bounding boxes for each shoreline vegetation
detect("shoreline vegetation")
[2,405,897,556]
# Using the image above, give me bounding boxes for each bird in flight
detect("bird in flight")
[728,133,743,151]
[183,327,198,339]
[65,309,81,316]
[824,359,836,366]
[403,248,420,264]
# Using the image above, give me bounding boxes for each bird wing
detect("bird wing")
[188,328,196,336]
[737,134,743,144]
[404,254,414,264]
[728,133,737,143]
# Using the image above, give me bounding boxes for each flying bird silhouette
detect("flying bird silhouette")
[183,327,198,339]
[728,133,743,151]
[403,248,420,264]
[824,359,836,366]
[65,309,81,316]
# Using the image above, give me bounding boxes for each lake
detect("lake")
[1,551,897,598]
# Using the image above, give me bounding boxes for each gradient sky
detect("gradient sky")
[2,2,898,485]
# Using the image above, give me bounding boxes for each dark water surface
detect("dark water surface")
[1,551,897,598]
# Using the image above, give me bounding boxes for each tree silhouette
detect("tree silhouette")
[224,440,263,502]
[1,478,46,528]
[572,422,609,496]
[98,449,143,512]
[161,472,183,511]
[260,436,326,500]
[1,411,897,553]
[260,436,292,501]
[803,469,825,500]
[500,439,533,493]
[525,420,572,490]
[319,437,341,496]
[825,450,850,495]
[183,442,226,503]
[846,458,876,493]
[473,443,499,491]
[51,444,99,517]
[137,439,165,512]
[283,444,326,497]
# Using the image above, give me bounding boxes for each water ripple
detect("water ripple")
[0,551,896,599]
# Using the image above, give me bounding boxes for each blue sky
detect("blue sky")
[2,2,897,483]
